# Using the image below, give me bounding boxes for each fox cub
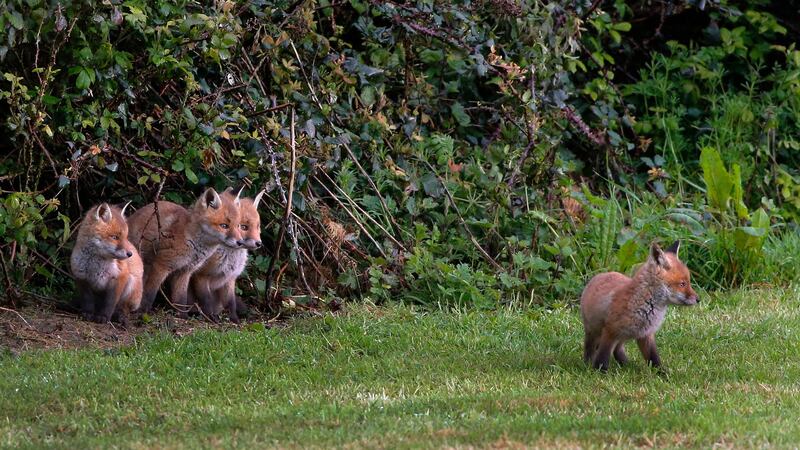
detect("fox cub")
[127,188,243,317]
[189,189,264,323]
[71,203,143,325]
[580,241,699,371]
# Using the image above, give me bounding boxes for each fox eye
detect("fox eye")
[240,224,249,231]
[220,223,229,229]
[680,281,686,287]
[110,235,119,241]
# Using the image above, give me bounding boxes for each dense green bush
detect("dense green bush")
[0,0,798,309]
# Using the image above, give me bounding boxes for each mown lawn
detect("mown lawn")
[2,287,800,449]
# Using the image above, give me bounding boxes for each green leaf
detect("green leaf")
[666,213,705,236]
[427,134,454,165]
[612,22,631,32]
[731,164,749,219]
[245,322,266,332]
[450,102,470,127]
[185,167,198,184]
[361,85,376,106]
[700,146,732,211]
[76,69,92,90]
[420,172,443,198]
[6,11,24,30]
[751,208,770,230]
[183,108,197,129]
[419,49,443,64]
[616,239,640,272]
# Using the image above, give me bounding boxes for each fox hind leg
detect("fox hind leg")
[583,331,599,363]
[592,331,617,372]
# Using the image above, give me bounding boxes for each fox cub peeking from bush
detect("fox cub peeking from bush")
[70,203,143,325]
[580,241,699,371]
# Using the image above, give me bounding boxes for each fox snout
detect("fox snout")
[224,237,244,248]
[680,290,699,305]
[239,238,262,250]
[114,247,133,259]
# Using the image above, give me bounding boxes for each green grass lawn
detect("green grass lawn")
[3,287,800,449]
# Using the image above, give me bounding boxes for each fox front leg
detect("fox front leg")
[637,334,662,368]
[219,281,239,324]
[94,289,120,323]
[170,270,195,319]
[75,280,97,321]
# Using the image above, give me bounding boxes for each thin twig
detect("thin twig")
[508,66,538,188]
[29,247,74,280]
[284,110,313,294]
[0,307,34,329]
[19,289,61,305]
[581,0,604,19]
[244,102,293,118]
[0,249,17,306]
[117,140,170,174]
[264,109,300,308]
[28,124,58,178]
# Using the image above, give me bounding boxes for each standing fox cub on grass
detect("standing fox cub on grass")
[71,203,143,325]
[127,188,243,317]
[580,241,699,371]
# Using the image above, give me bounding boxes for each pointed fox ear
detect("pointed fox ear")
[650,242,670,269]
[120,201,132,217]
[202,188,222,210]
[253,190,265,208]
[96,203,113,223]
[233,186,244,206]
[665,240,680,255]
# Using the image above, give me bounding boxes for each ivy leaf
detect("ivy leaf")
[304,119,316,138]
[421,172,443,198]
[185,167,198,184]
[7,11,24,30]
[612,22,632,32]
[76,69,92,90]
[450,102,470,127]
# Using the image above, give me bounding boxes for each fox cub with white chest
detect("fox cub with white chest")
[580,241,699,371]
[70,203,143,325]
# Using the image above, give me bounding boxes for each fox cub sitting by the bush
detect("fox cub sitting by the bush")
[70,203,143,325]
[580,241,699,371]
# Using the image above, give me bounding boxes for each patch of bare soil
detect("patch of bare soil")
[0,299,323,354]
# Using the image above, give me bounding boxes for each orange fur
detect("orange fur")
[127,188,243,317]
[580,241,699,371]
[70,203,143,325]
[189,189,263,323]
